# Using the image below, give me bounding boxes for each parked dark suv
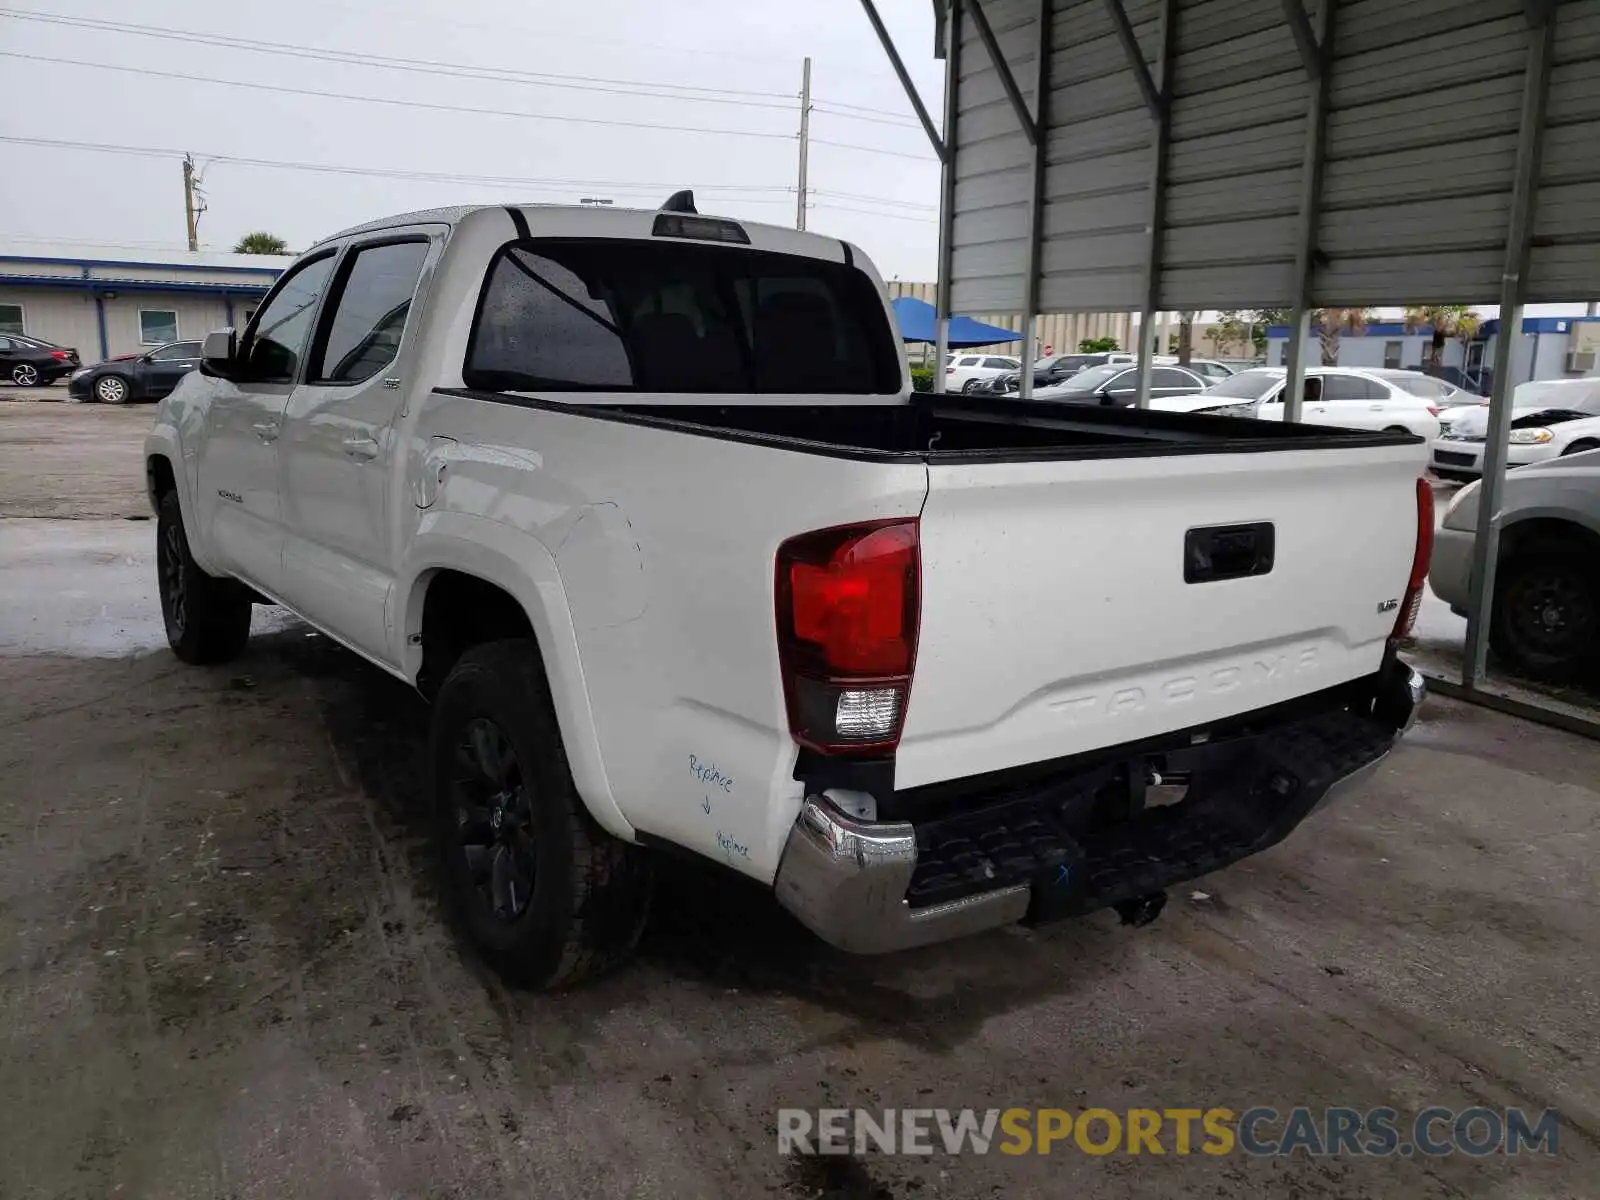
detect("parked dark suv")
[68,341,203,403]
[0,334,80,386]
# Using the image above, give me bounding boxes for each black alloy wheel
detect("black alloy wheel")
[449,717,538,923]
[158,517,188,640]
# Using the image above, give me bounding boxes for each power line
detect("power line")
[0,8,796,106]
[811,137,938,162]
[0,134,801,202]
[811,103,923,129]
[0,51,799,142]
[811,96,925,118]
[2,136,938,218]
[285,0,900,74]
[812,190,938,212]
[810,201,937,224]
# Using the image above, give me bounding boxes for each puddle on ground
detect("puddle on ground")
[0,518,296,657]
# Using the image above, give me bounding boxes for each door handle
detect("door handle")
[252,420,280,443]
[343,435,380,461]
[1369,404,1384,410]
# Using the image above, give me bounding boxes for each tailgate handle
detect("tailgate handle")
[1185,522,1275,584]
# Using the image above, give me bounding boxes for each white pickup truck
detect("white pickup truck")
[146,197,1429,988]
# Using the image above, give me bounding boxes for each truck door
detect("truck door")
[278,233,437,665]
[197,251,338,596]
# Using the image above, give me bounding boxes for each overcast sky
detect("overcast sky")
[0,0,946,278]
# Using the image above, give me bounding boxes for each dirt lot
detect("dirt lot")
[1,400,1597,1199]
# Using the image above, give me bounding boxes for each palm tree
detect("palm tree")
[233,231,290,255]
[1403,304,1480,370]
[1313,307,1374,366]
[1175,310,1196,364]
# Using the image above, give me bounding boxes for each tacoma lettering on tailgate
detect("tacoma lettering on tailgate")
[1049,647,1321,724]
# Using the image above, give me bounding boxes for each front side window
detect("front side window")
[139,310,179,345]
[0,304,22,336]
[1383,340,1403,369]
[983,357,1014,369]
[312,240,430,384]
[466,239,899,395]
[241,253,337,384]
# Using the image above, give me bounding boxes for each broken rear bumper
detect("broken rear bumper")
[773,661,1424,956]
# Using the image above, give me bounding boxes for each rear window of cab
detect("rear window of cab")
[465,239,901,395]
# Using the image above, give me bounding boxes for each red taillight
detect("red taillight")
[776,519,920,754]
[1392,477,1434,640]
[1427,405,1440,417]
[945,366,955,373]
[50,350,69,360]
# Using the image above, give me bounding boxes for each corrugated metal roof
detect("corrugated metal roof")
[932,0,1600,313]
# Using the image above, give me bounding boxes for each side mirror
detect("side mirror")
[201,327,238,377]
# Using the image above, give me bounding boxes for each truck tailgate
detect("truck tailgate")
[896,445,1426,789]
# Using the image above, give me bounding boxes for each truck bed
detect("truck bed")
[440,390,1420,461]
[435,385,1426,791]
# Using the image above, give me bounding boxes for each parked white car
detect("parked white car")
[144,198,1428,987]
[1429,445,1600,681]
[1153,367,1443,439]
[945,352,1020,393]
[1430,378,1600,480]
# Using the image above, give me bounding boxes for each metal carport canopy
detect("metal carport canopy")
[858,0,1600,692]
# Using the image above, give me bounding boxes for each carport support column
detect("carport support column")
[933,0,962,394]
[1019,0,1052,400]
[1463,2,1556,689]
[1132,0,1174,409]
[1282,0,1334,424]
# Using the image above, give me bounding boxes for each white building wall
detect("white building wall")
[101,293,233,357]
[0,285,255,359]
[1266,333,1466,370]
[0,287,100,356]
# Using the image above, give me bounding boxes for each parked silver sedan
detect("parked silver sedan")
[1429,446,1600,681]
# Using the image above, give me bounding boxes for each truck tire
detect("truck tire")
[1490,543,1599,683]
[156,490,253,664]
[430,638,650,988]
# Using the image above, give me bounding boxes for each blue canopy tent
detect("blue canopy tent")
[890,296,1021,349]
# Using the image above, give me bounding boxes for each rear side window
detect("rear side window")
[466,239,899,394]
[312,240,430,384]
[149,341,201,361]
[1152,367,1197,388]
[1322,374,1385,401]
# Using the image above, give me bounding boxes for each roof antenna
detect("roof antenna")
[660,190,697,214]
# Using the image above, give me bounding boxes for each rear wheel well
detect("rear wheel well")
[1499,518,1600,566]
[417,570,536,700]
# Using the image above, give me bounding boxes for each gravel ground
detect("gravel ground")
[0,401,1597,1199]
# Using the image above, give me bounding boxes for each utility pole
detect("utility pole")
[182,153,199,252]
[796,57,812,231]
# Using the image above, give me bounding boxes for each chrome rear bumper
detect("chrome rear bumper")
[772,797,1029,955]
[773,665,1425,956]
